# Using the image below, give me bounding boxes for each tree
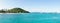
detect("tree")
[0,9,6,13]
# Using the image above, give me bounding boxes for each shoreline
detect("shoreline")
[0,13,30,14]
[0,12,60,14]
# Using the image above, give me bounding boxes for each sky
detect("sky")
[0,0,60,12]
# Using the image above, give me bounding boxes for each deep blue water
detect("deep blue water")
[0,13,60,23]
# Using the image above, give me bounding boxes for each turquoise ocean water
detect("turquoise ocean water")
[0,13,60,23]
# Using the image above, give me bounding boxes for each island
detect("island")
[0,7,30,13]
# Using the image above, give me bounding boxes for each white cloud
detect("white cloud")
[22,8,60,13]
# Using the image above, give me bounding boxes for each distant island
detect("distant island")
[0,7,30,13]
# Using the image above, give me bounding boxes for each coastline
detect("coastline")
[0,12,60,14]
[0,13,30,14]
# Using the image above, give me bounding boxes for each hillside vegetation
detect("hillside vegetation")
[0,8,30,13]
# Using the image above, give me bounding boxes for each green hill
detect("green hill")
[0,8,30,13]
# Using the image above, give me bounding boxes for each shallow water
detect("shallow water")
[0,13,60,23]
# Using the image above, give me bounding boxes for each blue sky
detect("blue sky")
[0,0,60,12]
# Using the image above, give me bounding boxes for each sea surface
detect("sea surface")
[0,13,60,23]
